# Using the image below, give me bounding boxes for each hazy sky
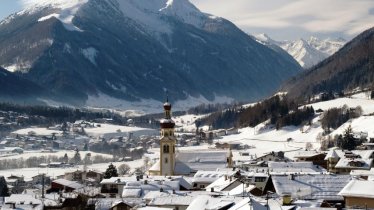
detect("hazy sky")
[1,0,373,41]
[190,0,374,40]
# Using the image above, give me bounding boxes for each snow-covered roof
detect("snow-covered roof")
[226,183,256,196]
[100,177,135,184]
[325,149,340,160]
[192,170,229,183]
[294,151,325,158]
[122,188,142,198]
[186,195,243,210]
[174,160,194,175]
[228,197,267,210]
[339,180,374,198]
[176,150,229,171]
[268,161,325,174]
[205,176,240,192]
[350,168,374,176]
[335,158,372,169]
[121,180,182,198]
[272,174,351,200]
[52,179,83,189]
[5,194,42,205]
[137,207,173,210]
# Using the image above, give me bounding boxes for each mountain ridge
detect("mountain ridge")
[254,33,346,69]
[0,0,301,107]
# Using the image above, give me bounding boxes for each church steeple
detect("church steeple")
[158,96,176,175]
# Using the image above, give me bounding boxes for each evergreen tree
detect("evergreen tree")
[63,153,69,163]
[73,149,81,165]
[104,163,118,178]
[0,176,9,197]
[371,90,374,99]
[342,125,356,150]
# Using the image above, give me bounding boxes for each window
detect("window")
[163,145,170,153]
[165,158,168,163]
[255,177,266,182]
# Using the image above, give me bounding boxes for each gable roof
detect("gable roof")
[272,174,351,200]
[339,180,374,198]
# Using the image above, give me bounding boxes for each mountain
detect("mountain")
[254,34,346,69]
[283,27,374,100]
[0,0,301,107]
[0,67,46,103]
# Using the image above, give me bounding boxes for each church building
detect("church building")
[148,98,233,176]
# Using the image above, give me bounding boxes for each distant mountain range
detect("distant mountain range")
[0,0,301,108]
[253,34,346,69]
[283,27,374,99]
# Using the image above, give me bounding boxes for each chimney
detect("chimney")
[211,187,214,192]
[224,175,228,181]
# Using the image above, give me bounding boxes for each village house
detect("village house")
[48,179,84,193]
[325,149,374,174]
[272,174,351,206]
[293,150,327,169]
[338,180,374,209]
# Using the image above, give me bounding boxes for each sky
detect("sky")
[0,0,374,41]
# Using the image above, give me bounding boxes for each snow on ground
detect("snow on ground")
[34,0,88,32]
[0,150,111,161]
[81,47,98,65]
[306,97,374,115]
[84,123,157,138]
[173,114,208,132]
[330,116,374,138]
[12,127,63,136]
[216,116,323,159]
[0,159,144,181]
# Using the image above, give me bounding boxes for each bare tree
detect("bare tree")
[118,164,131,175]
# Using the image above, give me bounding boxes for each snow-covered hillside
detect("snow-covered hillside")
[254,34,346,69]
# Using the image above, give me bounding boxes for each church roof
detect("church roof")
[175,160,194,175]
[148,160,161,172]
[176,150,229,171]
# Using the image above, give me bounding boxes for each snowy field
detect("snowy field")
[0,150,112,161]
[330,116,374,138]
[84,124,157,138]
[173,114,209,132]
[0,159,144,181]
[12,127,63,136]
[306,96,374,115]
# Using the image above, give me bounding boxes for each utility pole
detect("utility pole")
[41,173,45,199]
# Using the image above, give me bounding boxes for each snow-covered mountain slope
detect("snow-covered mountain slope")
[254,34,346,69]
[0,0,301,106]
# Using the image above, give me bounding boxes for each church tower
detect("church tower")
[159,97,176,176]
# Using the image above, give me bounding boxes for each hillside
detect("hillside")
[0,67,46,104]
[283,27,374,100]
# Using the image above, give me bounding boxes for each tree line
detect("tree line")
[196,95,315,130]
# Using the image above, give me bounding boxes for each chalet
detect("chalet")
[272,174,351,203]
[294,151,327,169]
[110,201,133,210]
[3,194,42,209]
[268,161,326,174]
[325,149,374,174]
[64,170,103,184]
[48,179,84,193]
[339,180,374,209]
[252,151,287,162]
